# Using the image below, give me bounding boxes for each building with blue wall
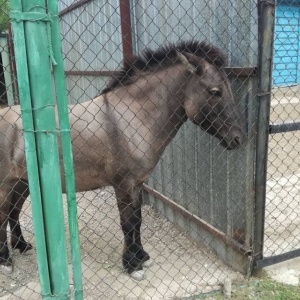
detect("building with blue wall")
[273,0,300,86]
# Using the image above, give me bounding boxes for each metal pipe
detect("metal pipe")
[64,67,257,78]
[9,1,52,298]
[143,184,252,256]
[65,70,116,77]
[21,1,70,297]
[253,0,275,272]
[269,121,300,134]
[255,248,300,269]
[224,67,257,78]
[48,1,83,299]
[119,0,133,60]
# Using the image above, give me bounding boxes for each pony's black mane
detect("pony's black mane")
[101,40,226,94]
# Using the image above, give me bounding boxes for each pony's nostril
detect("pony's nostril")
[234,136,241,145]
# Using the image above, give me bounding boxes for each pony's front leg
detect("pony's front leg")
[9,182,32,254]
[115,185,150,280]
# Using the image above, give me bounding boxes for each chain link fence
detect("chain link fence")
[59,0,256,298]
[0,0,297,299]
[265,0,300,260]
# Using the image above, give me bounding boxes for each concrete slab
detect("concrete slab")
[265,257,300,286]
[264,86,300,286]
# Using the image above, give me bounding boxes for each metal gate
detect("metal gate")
[254,0,300,269]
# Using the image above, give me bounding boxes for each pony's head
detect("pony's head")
[176,42,245,150]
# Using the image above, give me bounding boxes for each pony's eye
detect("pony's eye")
[209,89,222,97]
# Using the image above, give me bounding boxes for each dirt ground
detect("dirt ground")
[0,188,243,300]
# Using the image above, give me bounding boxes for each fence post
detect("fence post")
[253,0,275,273]
[9,1,52,298]
[10,1,73,298]
[47,1,83,299]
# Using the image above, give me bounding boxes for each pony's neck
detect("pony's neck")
[129,65,188,148]
[121,63,187,116]
[105,64,188,145]
[100,64,189,159]
[154,64,188,127]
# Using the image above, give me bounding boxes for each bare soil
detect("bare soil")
[0,188,243,300]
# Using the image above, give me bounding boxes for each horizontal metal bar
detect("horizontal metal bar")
[65,67,257,78]
[59,0,93,17]
[64,70,116,77]
[269,122,300,134]
[143,184,252,256]
[224,67,257,78]
[255,248,300,269]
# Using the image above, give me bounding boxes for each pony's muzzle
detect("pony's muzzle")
[225,131,245,150]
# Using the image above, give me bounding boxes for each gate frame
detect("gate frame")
[253,0,300,271]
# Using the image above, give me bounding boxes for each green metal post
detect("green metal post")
[48,1,83,299]
[10,1,70,299]
[10,1,52,298]
[22,1,70,297]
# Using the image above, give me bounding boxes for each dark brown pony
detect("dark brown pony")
[0,41,244,280]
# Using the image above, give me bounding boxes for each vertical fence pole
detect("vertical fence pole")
[10,1,70,298]
[9,1,52,298]
[253,0,275,272]
[47,1,83,299]
[119,0,133,60]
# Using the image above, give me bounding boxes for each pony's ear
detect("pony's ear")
[178,51,208,76]
[177,52,197,73]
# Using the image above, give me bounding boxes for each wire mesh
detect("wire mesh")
[265,0,300,259]
[60,0,255,297]
[0,0,294,299]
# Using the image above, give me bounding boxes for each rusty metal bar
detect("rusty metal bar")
[225,67,257,78]
[119,0,133,60]
[143,184,252,256]
[65,70,116,77]
[65,67,257,78]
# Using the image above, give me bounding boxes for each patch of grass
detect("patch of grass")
[231,279,300,300]
[201,277,300,300]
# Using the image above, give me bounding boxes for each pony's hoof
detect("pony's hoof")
[21,247,33,255]
[142,258,153,268]
[0,261,13,274]
[1,264,13,274]
[130,270,145,281]
[19,242,33,254]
